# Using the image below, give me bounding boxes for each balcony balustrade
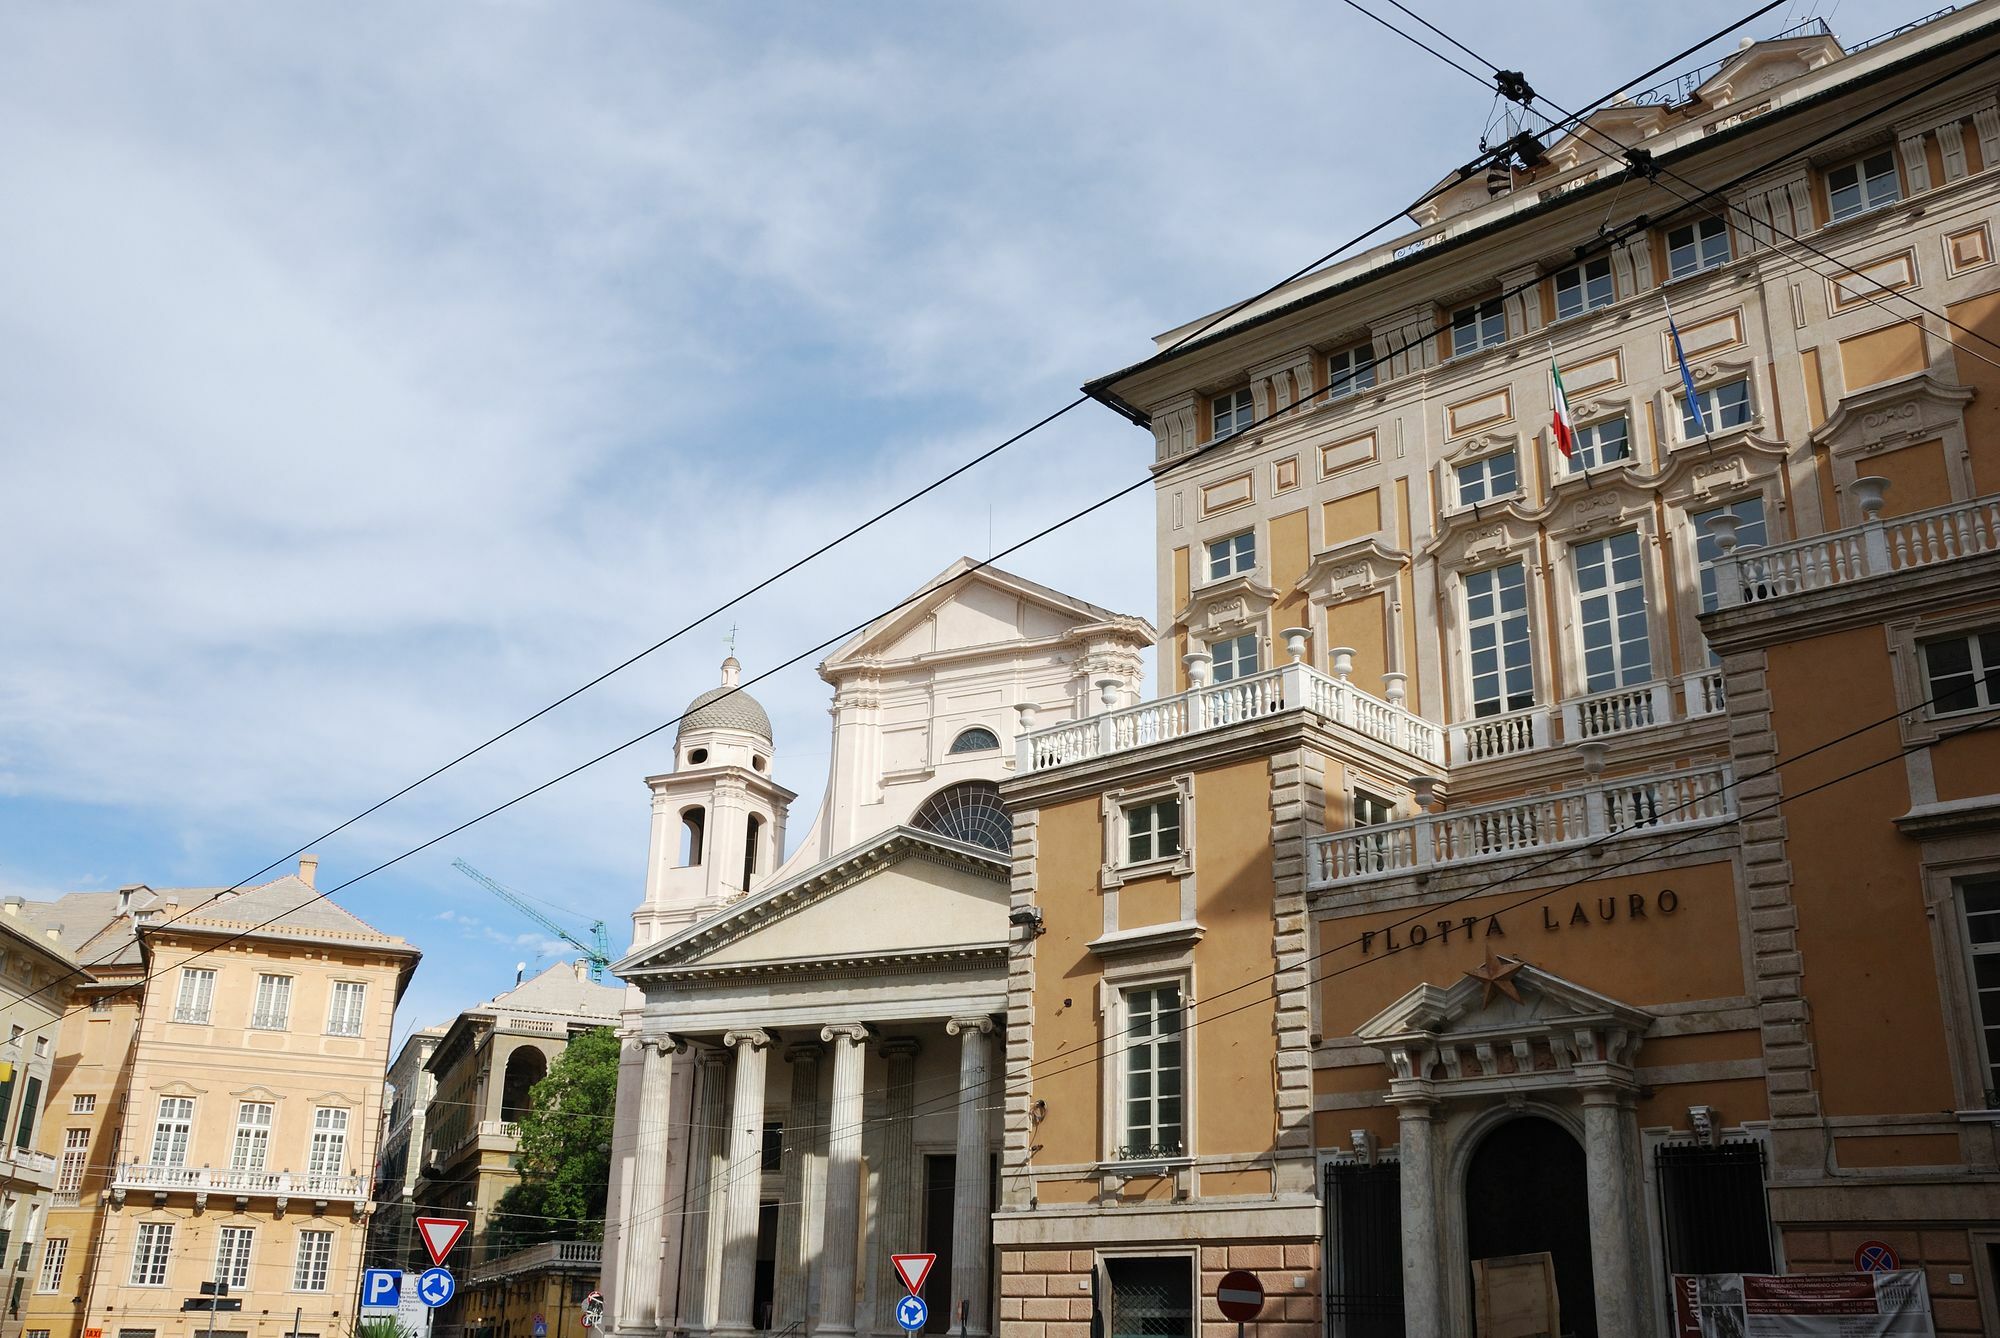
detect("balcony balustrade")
[469,1239,603,1286]
[1306,761,1735,889]
[113,1160,370,1202]
[1714,489,2000,609]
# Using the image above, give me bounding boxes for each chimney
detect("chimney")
[299,855,319,888]
[574,959,588,982]
[1,897,21,917]
[45,927,61,944]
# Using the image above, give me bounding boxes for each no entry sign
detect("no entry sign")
[1216,1270,1265,1323]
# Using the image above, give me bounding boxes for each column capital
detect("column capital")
[784,1040,824,1065]
[643,1032,687,1057]
[879,1036,923,1060]
[946,1014,995,1037]
[820,1022,871,1045]
[723,1027,775,1051]
[697,1045,733,1071]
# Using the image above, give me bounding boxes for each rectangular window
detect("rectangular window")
[1210,388,1254,441]
[16,1076,42,1149]
[232,1103,273,1174]
[1352,790,1395,875]
[1464,562,1534,717]
[172,968,215,1024]
[1455,450,1518,507]
[1328,342,1377,400]
[1569,417,1631,472]
[1694,497,1770,619]
[1208,632,1259,684]
[252,974,293,1030]
[1574,531,1653,692]
[1120,985,1185,1158]
[309,1107,349,1179]
[150,1097,193,1168]
[1124,799,1182,866]
[90,997,110,1015]
[1681,377,1752,438]
[1666,217,1731,279]
[35,1239,65,1294]
[325,982,367,1037]
[216,1226,254,1291]
[293,1229,334,1291]
[1826,149,1901,222]
[1923,631,2000,715]
[69,1094,93,1115]
[130,1222,172,1287]
[57,1129,88,1196]
[1656,1140,1774,1275]
[1450,297,1507,357]
[1205,532,1255,582]
[1553,257,1615,321]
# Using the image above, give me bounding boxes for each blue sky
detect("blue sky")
[0,0,1923,1033]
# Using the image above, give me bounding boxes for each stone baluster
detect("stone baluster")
[817,1024,871,1338]
[947,1016,996,1338]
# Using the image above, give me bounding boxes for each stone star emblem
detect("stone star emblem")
[1465,949,1525,1007]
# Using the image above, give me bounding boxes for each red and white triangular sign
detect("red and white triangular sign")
[417,1216,469,1267]
[891,1254,935,1296]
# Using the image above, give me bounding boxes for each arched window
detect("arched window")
[948,726,1000,754]
[500,1047,548,1123]
[909,781,1012,853]
[679,807,706,867]
[743,814,762,889]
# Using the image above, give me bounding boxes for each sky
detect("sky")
[0,0,1928,1033]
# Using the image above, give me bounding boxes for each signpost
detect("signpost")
[895,1295,929,1333]
[364,1270,404,1309]
[416,1267,457,1309]
[891,1254,936,1297]
[581,1292,605,1329]
[1216,1270,1265,1337]
[1855,1241,1900,1274]
[533,1314,548,1337]
[416,1217,470,1267]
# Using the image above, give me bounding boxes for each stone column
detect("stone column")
[872,1039,921,1330]
[1582,1089,1648,1337]
[818,1024,870,1338]
[775,1042,822,1331]
[946,1016,995,1338]
[1395,1099,1444,1338]
[678,1047,731,1333]
[617,1036,678,1331]
[714,1030,774,1338]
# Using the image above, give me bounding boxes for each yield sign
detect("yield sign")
[891,1253,936,1296]
[417,1216,469,1266]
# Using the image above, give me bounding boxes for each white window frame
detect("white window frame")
[216,1226,254,1291]
[35,1238,65,1294]
[1097,775,1197,900]
[1327,342,1377,401]
[232,1102,273,1174]
[1208,632,1260,684]
[1450,297,1507,357]
[1553,256,1615,321]
[149,1097,193,1168]
[252,974,293,1031]
[1921,630,2000,718]
[1573,530,1655,693]
[172,968,215,1025]
[292,1229,334,1292]
[1678,376,1754,441]
[1666,217,1731,279]
[1567,416,1632,473]
[1454,449,1519,508]
[1094,960,1198,1179]
[1122,798,1183,868]
[1116,980,1187,1161]
[309,1107,349,1179]
[56,1129,88,1196]
[325,982,367,1037]
[129,1222,172,1287]
[69,1095,93,1115]
[1463,560,1536,718]
[1205,531,1255,583]
[1350,786,1397,876]
[1210,387,1254,441]
[1825,148,1901,223]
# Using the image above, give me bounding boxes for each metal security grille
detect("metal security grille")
[1105,1257,1193,1338]
[1655,1139,1774,1276]
[1323,1160,1405,1337]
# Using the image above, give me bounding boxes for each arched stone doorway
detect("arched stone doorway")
[501,1046,548,1122]
[1464,1116,1596,1338]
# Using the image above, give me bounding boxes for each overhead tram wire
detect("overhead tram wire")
[4,2,1840,1032]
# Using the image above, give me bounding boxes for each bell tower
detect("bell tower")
[633,657,795,949]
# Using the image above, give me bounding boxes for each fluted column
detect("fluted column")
[871,1039,922,1330]
[775,1042,822,1330]
[679,1047,731,1332]
[1395,1099,1443,1338]
[618,1036,679,1331]
[714,1030,774,1338]
[818,1023,870,1338]
[946,1016,995,1338]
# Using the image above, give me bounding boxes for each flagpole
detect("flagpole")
[1662,290,1713,451]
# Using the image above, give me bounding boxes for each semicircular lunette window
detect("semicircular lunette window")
[948,726,1000,754]
[909,781,1012,852]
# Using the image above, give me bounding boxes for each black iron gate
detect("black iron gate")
[1655,1138,1775,1276]
[1323,1159,1405,1338]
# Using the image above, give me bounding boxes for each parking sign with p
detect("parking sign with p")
[363,1270,403,1309]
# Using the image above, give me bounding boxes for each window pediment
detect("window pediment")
[1427,506,1539,573]
[1177,572,1278,639]
[1298,537,1408,607]
[1522,474,1656,539]
[1443,430,1520,465]
[1654,434,1787,507]
[1809,370,1974,460]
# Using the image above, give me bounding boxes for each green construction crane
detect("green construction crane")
[451,858,613,983]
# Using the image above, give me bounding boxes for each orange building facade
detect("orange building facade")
[995,7,2000,1337]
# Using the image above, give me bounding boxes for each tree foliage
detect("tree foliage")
[489,1026,620,1252]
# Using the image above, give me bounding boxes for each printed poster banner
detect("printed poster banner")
[1672,1271,1935,1337]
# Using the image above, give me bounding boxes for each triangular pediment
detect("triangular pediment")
[1691,36,1842,109]
[820,559,1151,677]
[617,828,1009,976]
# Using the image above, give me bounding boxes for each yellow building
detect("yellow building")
[998,6,2000,1336]
[20,862,417,1338]
[460,1241,601,1338]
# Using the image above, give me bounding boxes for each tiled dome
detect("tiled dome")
[677,657,773,742]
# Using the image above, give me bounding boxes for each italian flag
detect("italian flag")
[1550,357,1575,458]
